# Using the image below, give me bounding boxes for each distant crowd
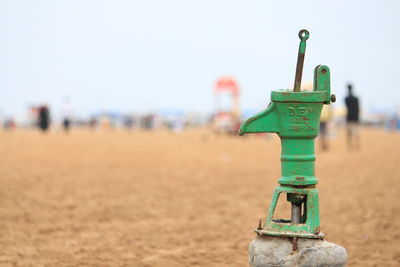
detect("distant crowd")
[2,85,400,150]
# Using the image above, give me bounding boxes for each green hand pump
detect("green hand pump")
[239,29,335,240]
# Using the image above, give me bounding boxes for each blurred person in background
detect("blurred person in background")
[100,117,112,130]
[319,104,332,151]
[3,117,16,131]
[123,115,134,130]
[61,97,73,133]
[38,105,50,132]
[142,114,155,130]
[89,116,98,130]
[345,83,360,150]
[387,113,399,131]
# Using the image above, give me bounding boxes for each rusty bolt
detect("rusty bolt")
[292,237,298,251]
[257,219,263,230]
[330,94,336,103]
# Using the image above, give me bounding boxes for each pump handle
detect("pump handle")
[293,29,309,92]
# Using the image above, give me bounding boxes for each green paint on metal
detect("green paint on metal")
[256,186,323,239]
[240,30,334,239]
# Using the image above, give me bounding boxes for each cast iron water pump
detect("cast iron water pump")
[240,30,335,240]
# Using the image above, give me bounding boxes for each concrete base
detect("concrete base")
[249,235,347,267]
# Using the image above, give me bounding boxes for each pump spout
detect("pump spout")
[239,102,279,135]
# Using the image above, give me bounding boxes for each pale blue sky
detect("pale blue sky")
[0,0,399,119]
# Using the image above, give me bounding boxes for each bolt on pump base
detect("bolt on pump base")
[241,30,347,267]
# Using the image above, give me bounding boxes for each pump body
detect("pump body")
[240,65,334,239]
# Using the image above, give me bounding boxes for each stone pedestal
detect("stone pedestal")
[249,235,347,267]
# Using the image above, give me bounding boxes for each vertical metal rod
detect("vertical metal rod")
[291,202,302,224]
[291,202,302,251]
[293,29,309,92]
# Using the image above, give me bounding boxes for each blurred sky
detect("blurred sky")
[0,0,399,119]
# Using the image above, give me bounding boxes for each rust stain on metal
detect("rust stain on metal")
[257,219,263,230]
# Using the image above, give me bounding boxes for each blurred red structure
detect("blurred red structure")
[213,77,241,134]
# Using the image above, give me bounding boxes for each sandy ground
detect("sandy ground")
[0,127,399,267]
